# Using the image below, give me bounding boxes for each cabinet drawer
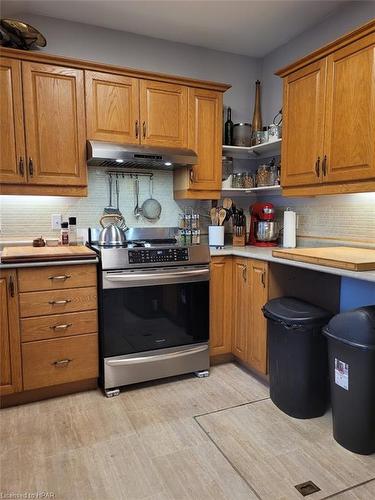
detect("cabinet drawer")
[21,310,98,342]
[18,264,97,292]
[22,333,98,390]
[19,287,97,318]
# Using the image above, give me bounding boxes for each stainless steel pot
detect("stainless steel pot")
[99,215,127,246]
[256,221,279,242]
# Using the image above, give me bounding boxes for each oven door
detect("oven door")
[100,265,209,357]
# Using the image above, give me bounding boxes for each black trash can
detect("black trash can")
[323,306,375,455]
[263,297,332,419]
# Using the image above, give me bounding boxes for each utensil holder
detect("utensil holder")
[208,226,224,248]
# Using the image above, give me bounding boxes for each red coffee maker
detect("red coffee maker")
[248,202,279,247]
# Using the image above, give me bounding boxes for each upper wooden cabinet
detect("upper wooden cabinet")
[323,35,375,184]
[281,60,326,188]
[173,88,222,199]
[0,270,22,396]
[140,80,188,147]
[278,21,375,196]
[0,58,87,196]
[22,62,87,187]
[0,58,26,185]
[85,71,140,144]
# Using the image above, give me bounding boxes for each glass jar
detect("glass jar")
[256,164,271,187]
[231,173,243,188]
[243,172,255,189]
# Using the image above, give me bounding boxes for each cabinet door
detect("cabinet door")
[140,80,188,147]
[323,34,375,183]
[281,60,326,187]
[232,258,250,362]
[85,71,140,144]
[248,260,268,374]
[210,257,232,356]
[0,58,26,184]
[22,61,87,186]
[0,270,22,395]
[188,88,222,191]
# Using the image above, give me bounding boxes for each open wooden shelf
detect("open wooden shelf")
[222,138,281,158]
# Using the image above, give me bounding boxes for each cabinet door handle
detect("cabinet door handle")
[189,168,195,183]
[142,121,146,139]
[48,299,71,305]
[261,271,266,288]
[28,157,34,176]
[322,155,327,176]
[8,275,15,297]
[19,157,25,176]
[135,120,139,138]
[315,156,320,177]
[242,265,247,282]
[52,359,72,368]
[50,323,72,330]
[48,274,71,281]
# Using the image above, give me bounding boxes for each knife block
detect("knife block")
[232,228,246,247]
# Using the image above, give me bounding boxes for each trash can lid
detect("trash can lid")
[263,297,332,326]
[323,306,375,349]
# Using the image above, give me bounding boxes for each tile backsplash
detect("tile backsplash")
[0,167,374,246]
[0,168,210,239]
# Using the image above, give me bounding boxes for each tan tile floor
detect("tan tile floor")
[0,363,374,499]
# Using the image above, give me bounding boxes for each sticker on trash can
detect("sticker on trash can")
[335,358,349,390]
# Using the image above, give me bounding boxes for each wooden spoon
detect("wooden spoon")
[210,207,218,225]
[218,208,227,226]
[223,197,232,210]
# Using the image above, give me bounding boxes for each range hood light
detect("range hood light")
[116,159,124,163]
[164,162,172,166]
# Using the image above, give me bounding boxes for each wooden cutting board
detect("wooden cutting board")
[1,245,97,264]
[272,246,375,271]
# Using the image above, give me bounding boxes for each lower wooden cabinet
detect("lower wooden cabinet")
[0,270,22,395]
[209,257,232,356]
[0,264,98,406]
[210,256,269,375]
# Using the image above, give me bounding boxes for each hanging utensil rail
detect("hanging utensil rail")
[105,171,154,179]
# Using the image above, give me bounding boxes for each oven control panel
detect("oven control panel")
[128,248,189,264]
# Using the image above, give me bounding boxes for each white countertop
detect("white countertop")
[210,246,375,283]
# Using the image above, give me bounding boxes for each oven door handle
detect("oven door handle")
[105,267,209,286]
[105,344,208,366]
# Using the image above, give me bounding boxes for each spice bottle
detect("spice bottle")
[60,222,69,245]
[68,217,77,246]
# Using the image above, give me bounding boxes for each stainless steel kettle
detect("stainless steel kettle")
[98,215,127,246]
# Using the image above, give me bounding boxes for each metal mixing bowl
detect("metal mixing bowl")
[256,221,280,242]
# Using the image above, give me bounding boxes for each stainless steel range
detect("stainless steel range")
[89,227,210,397]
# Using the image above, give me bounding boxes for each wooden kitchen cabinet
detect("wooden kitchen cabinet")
[247,260,268,374]
[231,257,269,374]
[281,60,326,188]
[231,258,250,362]
[174,88,222,199]
[0,58,26,185]
[278,20,375,196]
[0,270,23,396]
[22,61,87,187]
[140,80,188,147]
[85,71,140,144]
[209,257,232,357]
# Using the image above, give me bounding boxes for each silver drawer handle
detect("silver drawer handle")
[50,323,72,330]
[52,359,72,368]
[48,274,71,280]
[48,299,71,305]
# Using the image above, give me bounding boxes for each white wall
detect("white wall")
[261,1,375,123]
[6,13,261,124]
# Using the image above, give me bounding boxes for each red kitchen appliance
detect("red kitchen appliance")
[249,202,279,247]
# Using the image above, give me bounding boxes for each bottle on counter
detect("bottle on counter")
[224,107,233,145]
[60,222,69,245]
[68,216,77,246]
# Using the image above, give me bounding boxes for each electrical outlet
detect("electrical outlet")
[51,214,62,230]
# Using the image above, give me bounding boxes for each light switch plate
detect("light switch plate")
[51,214,62,230]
